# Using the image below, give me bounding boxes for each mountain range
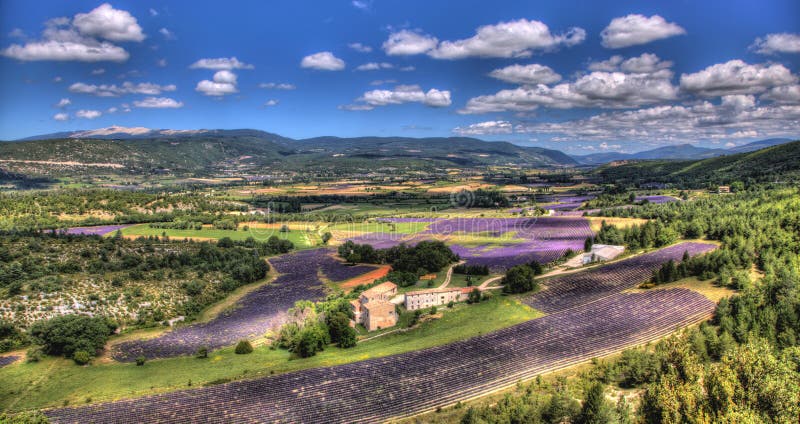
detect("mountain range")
[573,138,794,165]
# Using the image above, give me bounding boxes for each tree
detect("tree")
[29,315,116,359]
[576,382,615,424]
[321,232,332,245]
[326,312,352,345]
[234,340,253,354]
[72,350,91,365]
[338,326,357,348]
[135,355,147,366]
[467,288,482,304]
[502,265,539,294]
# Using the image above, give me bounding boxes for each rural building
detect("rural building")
[350,281,398,331]
[718,186,731,193]
[582,244,625,265]
[404,287,469,311]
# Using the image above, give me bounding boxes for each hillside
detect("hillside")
[0,128,576,178]
[593,140,800,187]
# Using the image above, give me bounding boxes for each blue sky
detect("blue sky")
[0,0,798,153]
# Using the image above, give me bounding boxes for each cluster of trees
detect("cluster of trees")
[453,264,490,276]
[274,298,358,358]
[591,220,679,251]
[338,240,458,276]
[28,315,117,364]
[148,220,203,230]
[502,262,543,294]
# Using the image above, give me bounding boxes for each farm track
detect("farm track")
[47,242,717,423]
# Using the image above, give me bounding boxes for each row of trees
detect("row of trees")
[337,240,458,276]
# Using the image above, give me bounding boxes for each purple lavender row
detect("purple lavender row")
[63,225,132,236]
[0,355,19,368]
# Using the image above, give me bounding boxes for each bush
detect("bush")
[430,306,438,315]
[72,350,91,365]
[234,340,253,354]
[196,346,208,359]
[135,355,147,366]
[26,346,44,363]
[0,411,51,423]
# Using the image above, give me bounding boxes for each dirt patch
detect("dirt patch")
[339,265,391,290]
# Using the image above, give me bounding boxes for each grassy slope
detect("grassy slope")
[0,296,540,412]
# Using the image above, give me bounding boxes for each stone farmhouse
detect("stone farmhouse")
[350,281,399,331]
[404,287,470,311]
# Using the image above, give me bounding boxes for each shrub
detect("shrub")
[29,315,117,359]
[196,346,209,359]
[234,340,253,354]
[430,306,438,315]
[72,350,91,365]
[26,346,44,363]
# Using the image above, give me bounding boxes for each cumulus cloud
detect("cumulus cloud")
[55,98,71,108]
[355,62,394,71]
[1,4,145,62]
[384,20,584,59]
[69,81,177,97]
[264,99,279,106]
[751,33,800,55]
[259,82,296,90]
[189,57,254,70]
[53,112,69,121]
[133,97,183,108]
[489,64,562,85]
[300,51,345,70]
[383,30,439,56]
[462,68,677,113]
[72,3,145,42]
[159,27,175,40]
[196,70,238,96]
[348,42,372,53]
[91,68,106,75]
[75,109,102,119]
[516,98,800,142]
[343,85,452,110]
[453,120,513,135]
[601,14,686,48]
[679,60,797,97]
[761,84,800,104]
[590,53,673,74]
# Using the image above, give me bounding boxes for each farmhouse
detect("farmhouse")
[718,186,731,194]
[350,281,398,331]
[582,244,625,265]
[404,287,470,311]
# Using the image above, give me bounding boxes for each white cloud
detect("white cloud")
[489,64,562,85]
[1,4,142,62]
[157,58,167,67]
[461,68,678,113]
[516,99,800,142]
[761,84,800,104]
[355,62,394,71]
[75,109,102,119]
[196,70,238,96]
[751,33,800,55]
[352,0,370,10]
[453,120,513,135]
[429,19,585,59]
[69,81,177,97]
[189,57,254,70]
[383,30,439,56]
[53,112,69,121]
[72,3,145,42]
[107,107,118,113]
[384,20,585,59]
[348,42,372,53]
[264,99,279,106]
[259,82,296,90]
[601,14,685,49]
[159,28,175,40]
[680,60,797,97]
[91,68,105,75]
[590,53,673,74]
[369,79,397,86]
[8,28,25,39]
[344,85,452,110]
[53,76,63,83]
[56,98,71,108]
[149,8,158,17]
[133,97,183,108]
[399,66,415,72]
[300,51,345,70]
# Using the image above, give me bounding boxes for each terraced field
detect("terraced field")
[47,242,715,423]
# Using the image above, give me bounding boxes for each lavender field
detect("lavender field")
[111,249,374,361]
[47,242,715,423]
[63,225,132,236]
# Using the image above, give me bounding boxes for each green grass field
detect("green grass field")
[118,224,320,248]
[325,220,431,234]
[0,296,540,413]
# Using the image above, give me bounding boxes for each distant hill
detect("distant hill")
[573,138,794,165]
[0,127,576,178]
[593,140,800,187]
